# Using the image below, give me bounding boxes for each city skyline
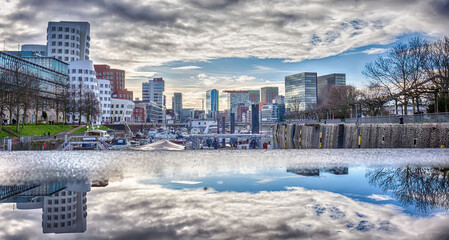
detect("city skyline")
[1,0,448,109]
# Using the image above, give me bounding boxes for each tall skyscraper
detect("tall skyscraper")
[206,89,219,118]
[172,93,182,118]
[46,21,90,63]
[142,78,165,107]
[261,87,279,104]
[317,73,346,106]
[248,90,260,104]
[285,72,317,111]
[142,78,165,123]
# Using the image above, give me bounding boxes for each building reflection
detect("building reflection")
[366,166,449,212]
[287,167,348,176]
[0,180,95,234]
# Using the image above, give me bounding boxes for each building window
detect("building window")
[58,27,63,31]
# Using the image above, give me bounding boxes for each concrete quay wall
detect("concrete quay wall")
[274,123,449,149]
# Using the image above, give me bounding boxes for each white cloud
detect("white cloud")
[2,0,448,107]
[362,48,389,55]
[171,66,202,70]
[367,194,393,201]
[171,180,202,185]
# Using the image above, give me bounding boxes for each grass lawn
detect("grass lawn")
[2,124,76,137]
[0,130,13,138]
[71,125,109,134]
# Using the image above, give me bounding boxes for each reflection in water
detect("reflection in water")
[366,167,449,212]
[287,167,349,177]
[0,181,92,234]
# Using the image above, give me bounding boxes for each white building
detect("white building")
[42,182,89,234]
[98,79,112,123]
[47,21,90,63]
[111,98,135,123]
[68,60,100,123]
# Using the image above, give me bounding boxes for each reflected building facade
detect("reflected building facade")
[0,181,91,234]
[287,167,348,176]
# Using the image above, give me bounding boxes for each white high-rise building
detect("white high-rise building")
[47,21,90,63]
[68,60,100,123]
[98,79,112,123]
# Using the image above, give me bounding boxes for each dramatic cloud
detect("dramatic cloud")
[1,0,448,106]
[1,181,449,239]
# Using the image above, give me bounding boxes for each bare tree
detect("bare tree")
[325,85,358,118]
[363,38,429,115]
[426,36,449,112]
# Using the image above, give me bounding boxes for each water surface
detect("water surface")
[0,149,448,239]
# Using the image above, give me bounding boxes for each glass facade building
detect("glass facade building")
[317,73,346,106]
[285,72,318,111]
[0,51,68,101]
[206,89,219,118]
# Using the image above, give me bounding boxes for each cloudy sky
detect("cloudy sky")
[1,0,449,109]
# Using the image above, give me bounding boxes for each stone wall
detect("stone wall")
[274,123,449,149]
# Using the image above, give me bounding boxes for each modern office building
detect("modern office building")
[111,98,135,123]
[98,79,111,123]
[224,90,249,118]
[142,78,165,107]
[172,93,182,119]
[285,72,318,111]
[260,104,285,124]
[261,87,279,104]
[317,73,346,106]
[0,51,69,123]
[206,89,219,118]
[46,21,90,62]
[68,60,100,123]
[142,78,165,123]
[248,90,260,104]
[94,64,126,93]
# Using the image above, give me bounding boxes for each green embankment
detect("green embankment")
[1,124,75,137]
[0,130,12,138]
[71,125,109,134]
